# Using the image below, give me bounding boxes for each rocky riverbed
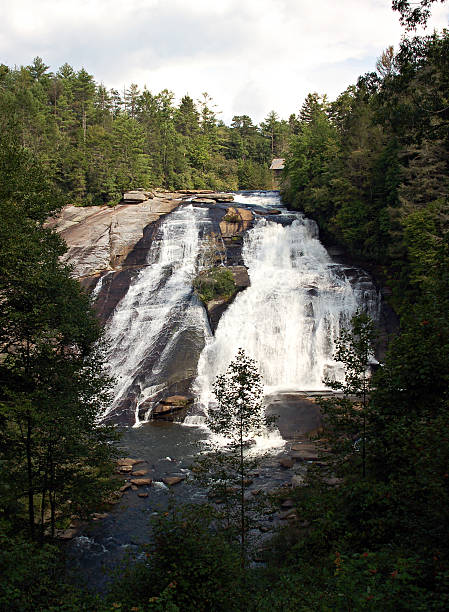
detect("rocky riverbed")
[67,392,329,591]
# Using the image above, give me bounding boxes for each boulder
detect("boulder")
[192,198,216,204]
[323,477,344,486]
[55,528,78,540]
[117,457,142,466]
[130,478,152,486]
[160,395,193,406]
[293,451,320,461]
[117,465,133,473]
[279,457,295,469]
[255,209,282,215]
[132,469,148,477]
[152,396,193,421]
[219,207,253,238]
[122,191,148,203]
[291,443,318,452]
[162,476,185,486]
[120,483,132,492]
[138,492,149,498]
[178,189,214,195]
[207,193,234,202]
[279,508,298,520]
[230,265,250,289]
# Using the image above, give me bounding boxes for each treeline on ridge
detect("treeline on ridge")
[282,32,449,315]
[0,58,294,202]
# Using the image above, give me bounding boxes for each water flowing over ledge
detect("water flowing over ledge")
[98,191,379,431]
[101,204,211,425]
[194,193,379,411]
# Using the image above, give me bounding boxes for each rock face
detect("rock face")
[265,393,323,440]
[53,193,256,424]
[219,207,253,238]
[162,476,185,486]
[193,192,234,203]
[122,190,154,203]
[48,193,182,280]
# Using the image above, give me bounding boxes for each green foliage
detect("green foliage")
[0,523,106,612]
[0,135,117,541]
[107,503,243,612]
[283,30,449,311]
[192,350,272,566]
[0,60,294,200]
[193,266,236,303]
[319,312,377,478]
[392,0,447,29]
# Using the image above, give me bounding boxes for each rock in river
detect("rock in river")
[162,476,185,486]
[130,478,152,486]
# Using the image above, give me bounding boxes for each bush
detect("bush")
[107,503,244,612]
[193,267,236,303]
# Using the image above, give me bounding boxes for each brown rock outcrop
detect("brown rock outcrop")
[49,193,182,279]
[219,207,253,238]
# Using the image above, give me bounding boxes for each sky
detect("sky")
[1,0,448,124]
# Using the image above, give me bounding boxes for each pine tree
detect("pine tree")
[194,349,272,566]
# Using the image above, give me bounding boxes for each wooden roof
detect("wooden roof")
[270,158,285,170]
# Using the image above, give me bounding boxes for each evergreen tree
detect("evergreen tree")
[194,349,272,566]
[0,135,116,540]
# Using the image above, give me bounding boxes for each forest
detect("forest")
[0,57,292,200]
[1,1,449,610]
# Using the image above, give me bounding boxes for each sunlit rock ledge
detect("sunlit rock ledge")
[47,192,184,279]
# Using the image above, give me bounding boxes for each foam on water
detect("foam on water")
[194,195,379,420]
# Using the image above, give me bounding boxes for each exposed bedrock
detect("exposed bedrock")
[49,192,183,280]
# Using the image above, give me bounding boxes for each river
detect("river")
[68,191,379,588]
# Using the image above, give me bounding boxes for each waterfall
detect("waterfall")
[101,204,211,425]
[99,191,379,431]
[194,196,379,410]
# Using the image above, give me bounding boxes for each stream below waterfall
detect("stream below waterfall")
[68,191,380,588]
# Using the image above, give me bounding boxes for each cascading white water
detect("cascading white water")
[235,190,284,208]
[90,270,112,303]
[194,196,379,410]
[101,204,211,425]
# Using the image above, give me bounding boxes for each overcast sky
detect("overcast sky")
[1,0,448,123]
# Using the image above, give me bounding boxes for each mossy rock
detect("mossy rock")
[193,267,236,304]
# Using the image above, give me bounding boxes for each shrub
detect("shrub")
[193,267,236,303]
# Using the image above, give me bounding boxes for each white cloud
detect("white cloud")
[1,0,448,122]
